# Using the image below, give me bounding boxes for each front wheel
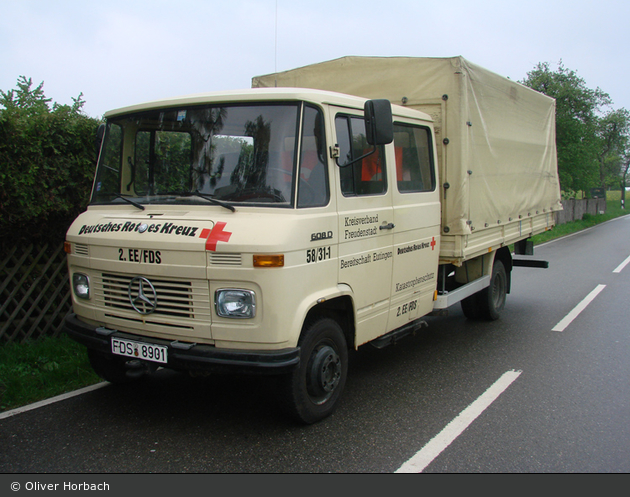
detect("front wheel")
[283,317,348,424]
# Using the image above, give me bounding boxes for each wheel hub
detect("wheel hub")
[308,345,341,397]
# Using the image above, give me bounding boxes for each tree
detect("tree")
[596,108,630,191]
[0,76,101,248]
[614,124,630,208]
[521,61,612,196]
[620,154,630,208]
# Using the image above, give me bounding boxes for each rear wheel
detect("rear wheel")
[461,293,482,319]
[283,317,348,424]
[461,259,507,321]
[481,259,507,320]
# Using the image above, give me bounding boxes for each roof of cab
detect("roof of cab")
[103,87,432,122]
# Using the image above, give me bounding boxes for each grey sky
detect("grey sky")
[1,0,628,118]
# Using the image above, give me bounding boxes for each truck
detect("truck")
[64,56,562,423]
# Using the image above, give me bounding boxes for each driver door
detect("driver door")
[332,109,394,347]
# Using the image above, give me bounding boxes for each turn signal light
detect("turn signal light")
[64,241,72,254]
[253,255,284,268]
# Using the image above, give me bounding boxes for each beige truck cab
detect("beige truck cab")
[65,57,561,423]
[64,88,443,423]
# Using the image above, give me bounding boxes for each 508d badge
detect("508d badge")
[311,231,333,242]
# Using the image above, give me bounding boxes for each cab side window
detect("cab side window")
[393,123,435,193]
[335,115,387,197]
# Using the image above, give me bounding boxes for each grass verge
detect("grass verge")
[0,333,100,413]
[532,200,629,245]
[1,200,628,414]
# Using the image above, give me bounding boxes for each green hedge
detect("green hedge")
[0,77,101,249]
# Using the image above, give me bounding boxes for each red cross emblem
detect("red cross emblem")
[430,237,436,250]
[200,222,232,251]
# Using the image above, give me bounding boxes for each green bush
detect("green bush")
[0,77,101,248]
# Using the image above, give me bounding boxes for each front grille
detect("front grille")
[98,273,201,319]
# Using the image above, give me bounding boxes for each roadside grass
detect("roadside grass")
[532,199,629,245]
[1,199,628,414]
[0,333,100,413]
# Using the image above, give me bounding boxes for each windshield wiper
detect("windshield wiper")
[107,193,145,210]
[187,191,236,212]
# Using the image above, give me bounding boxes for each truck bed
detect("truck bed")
[440,211,555,265]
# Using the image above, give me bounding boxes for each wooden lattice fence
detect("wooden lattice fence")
[0,243,71,344]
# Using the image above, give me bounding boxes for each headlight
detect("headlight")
[215,289,256,319]
[72,273,90,299]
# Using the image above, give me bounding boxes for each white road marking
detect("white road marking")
[551,284,606,332]
[0,382,108,420]
[395,369,522,473]
[613,255,630,273]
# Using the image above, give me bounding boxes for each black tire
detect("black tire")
[87,349,132,384]
[461,293,482,319]
[283,317,348,424]
[461,259,507,321]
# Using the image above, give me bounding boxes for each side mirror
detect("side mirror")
[335,99,394,168]
[364,99,393,145]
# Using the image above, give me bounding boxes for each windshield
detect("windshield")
[92,103,303,207]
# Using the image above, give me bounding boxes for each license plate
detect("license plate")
[111,337,168,364]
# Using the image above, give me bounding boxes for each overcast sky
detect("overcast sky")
[1,0,628,118]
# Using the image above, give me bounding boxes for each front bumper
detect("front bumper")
[64,313,300,374]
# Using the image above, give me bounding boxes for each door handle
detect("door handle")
[379,222,395,230]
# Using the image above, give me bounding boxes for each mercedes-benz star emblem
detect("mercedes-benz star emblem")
[128,276,158,315]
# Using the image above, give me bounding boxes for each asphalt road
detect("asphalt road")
[2,216,630,473]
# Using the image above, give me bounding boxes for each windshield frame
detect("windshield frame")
[90,101,305,209]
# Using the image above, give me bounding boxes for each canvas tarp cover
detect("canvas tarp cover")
[253,56,562,236]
